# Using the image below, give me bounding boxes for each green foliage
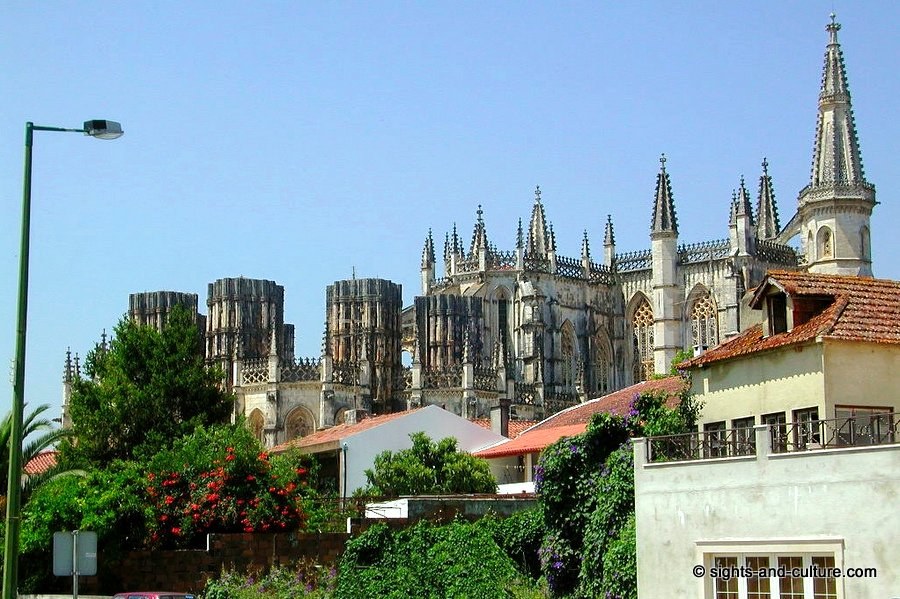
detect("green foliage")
[578,446,636,598]
[200,560,336,598]
[0,403,77,502]
[337,520,537,599]
[536,385,699,597]
[482,507,545,579]
[19,461,146,592]
[363,432,496,496]
[599,513,637,599]
[144,423,313,548]
[60,305,232,467]
[534,411,631,595]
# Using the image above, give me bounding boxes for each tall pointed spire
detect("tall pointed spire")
[728,190,738,227]
[421,229,435,269]
[735,176,754,223]
[756,158,780,239]
[797,16,875,276]
[581,230,591,260]
[603,215,615,246]
[526,185,551,256]
[516,218,524,250]
[651,154,678,235]
[804,14,871,191]
[468,205,489,258]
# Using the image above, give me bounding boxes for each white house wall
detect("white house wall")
[633,434,900,599]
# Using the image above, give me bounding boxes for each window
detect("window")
[560,322,576,392]
[767,294,788,335]
[793,408,820,449]
[834,406,893,446]
[285,408,313,441]
[763,412,787,453]
[706,552,839,599]
[632,299,654,382]
[248,409,264,443]
[691,293,719,350]
[817,227,833,259]
[592,339,611,396]
[732,417,756,455]
[704,421,727,458]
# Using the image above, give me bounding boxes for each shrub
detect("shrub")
[201,560,336,598]
[337,519,533,599]
[145,423,312,548]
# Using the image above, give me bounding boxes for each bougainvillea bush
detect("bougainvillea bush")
[145,423,314,548]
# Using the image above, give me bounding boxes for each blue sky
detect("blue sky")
[2,2,898,420]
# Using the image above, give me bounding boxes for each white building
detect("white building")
[632,426,898,598]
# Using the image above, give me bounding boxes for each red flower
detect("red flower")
[148,472,156,481]
[207,493,219,502]
[165,496,175,505]
[160,514,169,522]
[171,527,182,536]
[295,467,308,476]
[225,454,236,462]
[246,475,255,482]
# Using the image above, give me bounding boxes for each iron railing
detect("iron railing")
[646,412,898,463]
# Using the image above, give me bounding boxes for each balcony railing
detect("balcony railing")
[646,412,898,463]
[648,427,756,462]
[774,412,898,453]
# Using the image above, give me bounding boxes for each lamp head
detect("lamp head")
[83,119,124,140]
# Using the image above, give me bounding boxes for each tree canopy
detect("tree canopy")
[60,305,232,467]
[363,432,497,496]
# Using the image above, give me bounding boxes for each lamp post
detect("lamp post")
[3,120,123,599]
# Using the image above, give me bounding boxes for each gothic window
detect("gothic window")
[285,407,314,441]
[817,226,833,259]
[592,340,610,396]
[334,407,348,425]
[860,226,871,260]
[560,322,576,392]
[632,299,654,382]
[690,294,718,350]
[248,409,264,443]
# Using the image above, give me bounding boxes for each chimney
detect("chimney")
[491,398,510,438]
[344,409,368,425]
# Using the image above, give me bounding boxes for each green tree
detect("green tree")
[0,403,77,505]
[363,432,497,496]
[59,304,232,467]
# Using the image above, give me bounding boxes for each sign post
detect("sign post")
[53,530,97,599]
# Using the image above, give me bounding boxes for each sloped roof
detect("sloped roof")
[24,450,57,476]
[471,418,538,439]
[474,377,687,459]
[684,270,900,369]
[271,409,424,454]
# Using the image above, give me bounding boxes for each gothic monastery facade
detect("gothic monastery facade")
[62,18,878,448]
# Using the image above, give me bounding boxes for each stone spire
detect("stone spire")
[452,223,461,257]
[802,14,871,193]
[756,158,780,239]
[516,218,524,250]
[735,176,754,223]
[651,154,678,235]
[581,230,591,260]
[728,191,738,227]
[603,215,615,246]
[421,229,435,269]
[443,232,451,265]
[468,205,489,258]
[549,223,557,253]
[526,185,551,256]
[797,15,876,276]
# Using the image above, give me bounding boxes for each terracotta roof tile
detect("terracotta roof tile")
[684,271,900,368]
[24,450,57,476]
[471,419,539,439]
[474,377,687,459]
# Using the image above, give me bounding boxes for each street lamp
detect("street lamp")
[3,120,124,599]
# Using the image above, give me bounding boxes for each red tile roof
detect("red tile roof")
[683,270,900,368]
[24,450,57,476]
[271,409,423,454]
[471,418,538,439]
[474,377,687,459]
